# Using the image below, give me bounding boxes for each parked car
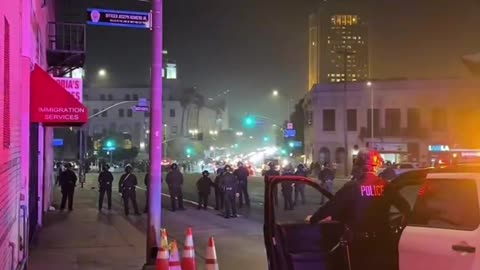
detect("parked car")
[263,164,480,270]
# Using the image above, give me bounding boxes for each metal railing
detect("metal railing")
[47,22,86,53]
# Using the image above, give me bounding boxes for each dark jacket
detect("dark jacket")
[379,167,397,181]
[264,169,280,180]
[295,169,308,177]
[281,172,295,192]
[319,168,334,182]
[234,166,249,182]
[219,172,238,193]
[166,170,184,191]
[144,173,150,187]
[310,173,410,232]
[197,176,214,194]
[98,171,114,188]
[119,173,138,192]
[60,170,77,190]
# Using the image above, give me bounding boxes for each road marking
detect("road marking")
[135,186,242,217]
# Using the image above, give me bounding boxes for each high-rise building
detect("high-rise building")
[308,1,369,90]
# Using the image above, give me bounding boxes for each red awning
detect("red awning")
[30,65,88,126]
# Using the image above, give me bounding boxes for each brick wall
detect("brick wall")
[0,1,23,269]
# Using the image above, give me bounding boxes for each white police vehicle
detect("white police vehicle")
[263,164,480,270]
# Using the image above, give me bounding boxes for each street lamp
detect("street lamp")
[272,89,279,97]
[98,68,107,77]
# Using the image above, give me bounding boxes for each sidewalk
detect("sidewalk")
[28,187,146,270]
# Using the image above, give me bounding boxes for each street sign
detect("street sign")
[284,129,296,138]
[103,146,116,151]
[52,138,64,147]
[137,98,148,107]
[133,106,149,112]
[287,122,293,129]
[87,8,151,29]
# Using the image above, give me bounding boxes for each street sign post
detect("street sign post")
[284,129,296,138]
[87,8,151,29]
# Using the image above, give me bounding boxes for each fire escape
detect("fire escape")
[47,22,86,77]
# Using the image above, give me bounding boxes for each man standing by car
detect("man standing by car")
[119,164,141,216]
[220,165,239,218]
[319,162,334,204]
[264,162,280,207]
[98,165,114,211]
[234,162,250,208]
[59,163,77,211]
[166,163,185,211]
[307,149,410,270]
[281,164,295,211]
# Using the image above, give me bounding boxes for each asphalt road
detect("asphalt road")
[84,172,349,270]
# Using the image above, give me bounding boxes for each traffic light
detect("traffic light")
[243,115,256,128]
[280,148,287,155]
[185,146,195,158]
[103,139,116,151]
[263,136,270,142]
[288,141,295,148]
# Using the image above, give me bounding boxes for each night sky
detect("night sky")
[59,0,480,126]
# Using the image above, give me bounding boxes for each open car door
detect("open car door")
[263,176,349,270]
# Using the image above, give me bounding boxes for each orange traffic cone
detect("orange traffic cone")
[169,240,182,270]
[156,229,169,270]
[181,227,196,270]
[205,236,219,270]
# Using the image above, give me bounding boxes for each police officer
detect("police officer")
[234,162,250,208]
[379,161,397,181]
[98,164,114,211]
[294,164,307,206]
[196,170,214,210]
[220,165,238,218]
[143,171,150,213]
[263,162,280,207]
[214,168,225,210]
[281,164,295,211]
[119,165,141,216]
[307,150,410,270]
[319,162,334,204]
[166,163,185,211]
[59,163,77,211]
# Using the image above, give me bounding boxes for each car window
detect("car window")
[273,179,331,224]
[409,179,480,231]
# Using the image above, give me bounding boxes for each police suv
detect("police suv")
[263,164,480,270]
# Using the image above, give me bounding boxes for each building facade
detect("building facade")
[0,0,58,269]
[308,1,369,90]
[85,87,229,153]
[304,79,480,173]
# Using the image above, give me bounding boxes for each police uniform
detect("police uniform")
[214,169,225,210]
[119,166,140,215]
[234,163,250,208]
[98,167,114,210]
[166,164,185,211]
[309,150,410,270]
[197,171,214,209]
[219,166,238,218]
[264,166,280,207]
[281,167,295,211]
[59,163,77,211]
[294,165,307,205]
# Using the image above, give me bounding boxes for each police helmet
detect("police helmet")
[171,163,178,170]
[202,170,210,176]
[224,164,232,172]
[216,168,224,175]
[124,164,133,172]
[237,161,244,167]
[64,162,73,169]
[355,149,383,172]
[103,164,110,171]
[267,162,275,168]
[297,164,305,170]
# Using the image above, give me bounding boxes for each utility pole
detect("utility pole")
[144,0,163,267]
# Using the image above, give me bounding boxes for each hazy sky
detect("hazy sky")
[60,0,480,125]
